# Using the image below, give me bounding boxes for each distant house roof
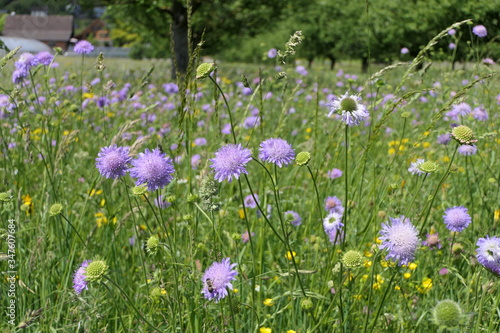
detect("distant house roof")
[0,36,52,55]
[3,15,73,41]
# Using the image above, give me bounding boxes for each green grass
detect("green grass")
[0,31,499,333]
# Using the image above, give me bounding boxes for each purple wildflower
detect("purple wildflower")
[327,92,369,126]
[244,194,259,208]
[154,195,172,209]
[284,210,302,226]
[267,48,277,58]
[243,115,260,128]
[194,137,207,146]
[15,53,38,71]
[449,43,456,50]
[36,51,53,66]
[326,228,344,245]
[191,154,201,169]
[476,236,500,276]
[379,216,420,266]
[12,68,28,84]
[400,47,409,54]
[437,133,451,145]
[443,206,471,232]
[129,148,175,191]
[95,145,131,179]
[457,144,477,156]
[323,212,344,232]
[210,143,252,183]
[448,29,456,36]
[324,196,344,215]
[73,260,92,294]
[163,83,179,94]
[202,258,238,302]
[259,138,295,167]
[74,40,94,54]
[451,102,471,116]
[471,106,488,121]
[241,230,255,243]
[327,168,343,179]
[472,25,487,37]
[422,233,442,249]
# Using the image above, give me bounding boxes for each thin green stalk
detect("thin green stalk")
[343,124,349,250]
[209,76,237,143]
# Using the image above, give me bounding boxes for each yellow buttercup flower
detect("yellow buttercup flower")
[263,298,275,306]
[285,251,297,260]
[260,327,272,333]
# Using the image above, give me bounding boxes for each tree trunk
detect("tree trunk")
[361,56,369,73]
[327,55,336,70]
[171,1,189,79]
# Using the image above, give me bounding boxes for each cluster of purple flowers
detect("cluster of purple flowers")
[96,145,175,191]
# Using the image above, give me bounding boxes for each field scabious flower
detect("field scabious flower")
[284,210,301,226]
[130,148,175,191]
[202,258,238,302]
[323,212,344,231]
[422,233,442,249]
[457,144,477,156]
[95,145,131,179]
[443,206,471,232]
[327,168,343,179]
[475,236,500,276]
[324,196,344,215]
[472,25,487,37]
[379,216,420,266]
[210,144,252,183]
[36,51,53,66]
[327,92,369,126]
[73,260,92,294]
[408,159,426,175]
[74,40,94,54]
[259,138,295,167]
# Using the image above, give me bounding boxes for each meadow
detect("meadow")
[0,23,499,333]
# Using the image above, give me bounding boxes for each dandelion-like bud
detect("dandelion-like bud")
[451,125,477,145]
[131,185,148,196]
[196,63,216,80]
[418,161,438,174]
[432,300,463,328]
[342,250,364,268]
[49,203,63,216]
[150,286,163,301]
[295,151,311,165]
[84,260,108,282]
[146,235,160,255]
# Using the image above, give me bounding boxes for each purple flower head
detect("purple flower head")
[476,236,500,276]
[130,148,175,191]
[422,233,442,249]
[451,102,471,116]
[472,25,487,37]
[241,230,255,243]
[202,258,238,302]
[296,65,308,76]
[191,154,201,169]
[324,196,344,215]
[327,92,369,126]
[443,206,471,232]
[194,137,207,146]
[449,43,456,50]
[437,133,451,145]
[95,145,131,179]
[15,53,38,71]
[379,216,420,266]
[448,29,456,36]
[154,194,172,209]
[267,48,277,58]
[258,138,295,167]
[472,106,488,121]
[244,194,259,208]
[457,144,477,156]
[73,260,92,294]
[36,51,54,66]
[483,58,495,66]
[323,212,344,232]
[221,123,232,135]
[210,143,252,183]
[74,40,94,54]
[12,68,28,84]
[400,47,409,55]
[326,228,344,245]
[284,210,301,226]
[327,168,343,180]
[163,83,179,94]
[243,115,260,128]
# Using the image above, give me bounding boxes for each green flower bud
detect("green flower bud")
[342,250,364,268]
[146,236,159,255]
[131,185,148,196]
[196,63,216,80]
[85,260,108,281]
[451,125,477,145]
[418,161,438,173]
[49,203,63,216]
[0,192,12,202]
[300,298,314,311]
[340,97,357,112]
[433,300,463,328]
[296,152,311,166]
